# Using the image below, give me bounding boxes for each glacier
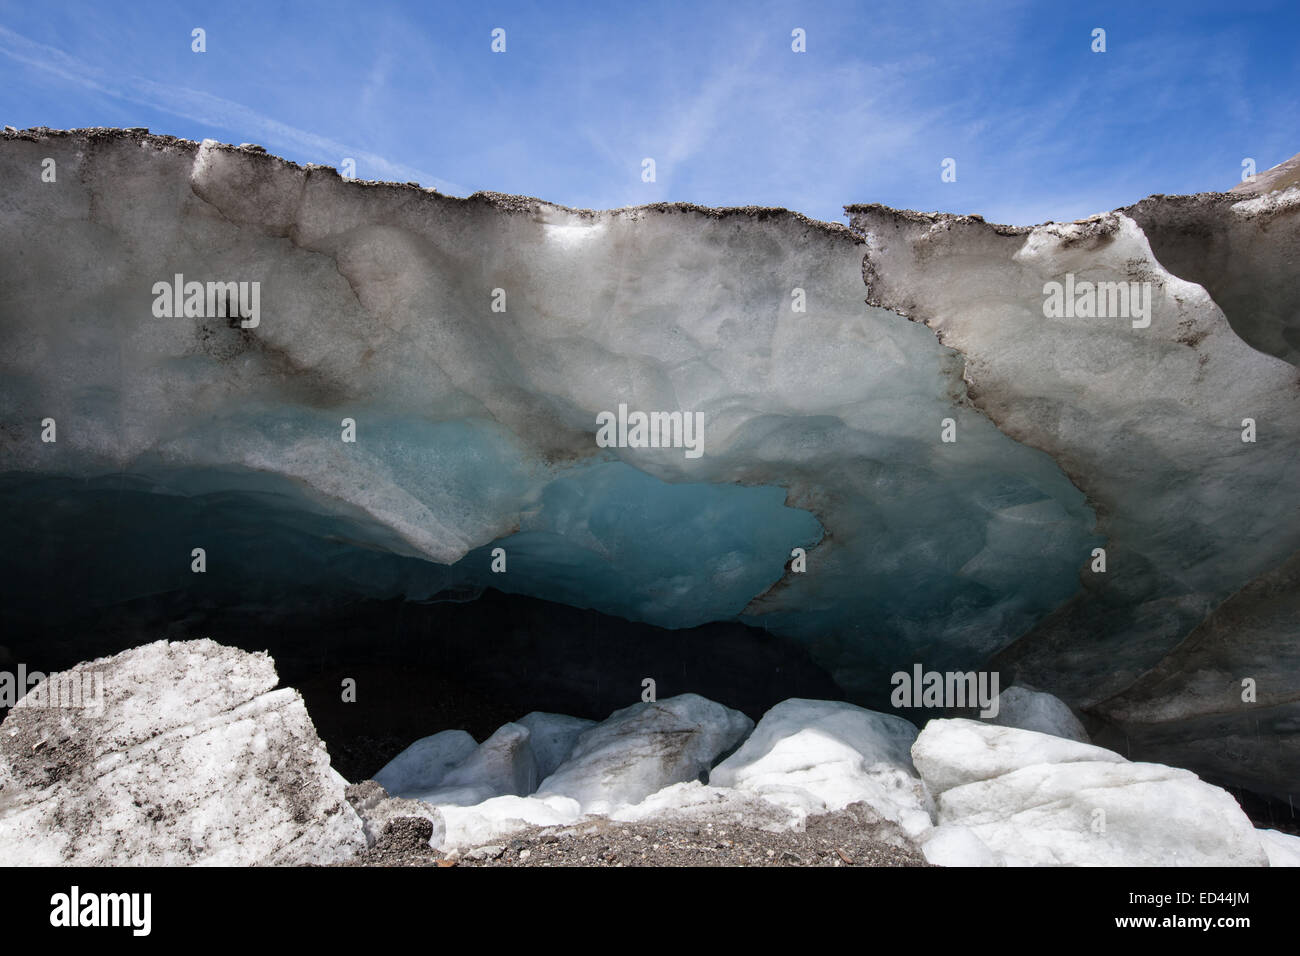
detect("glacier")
[0,127,1296,805]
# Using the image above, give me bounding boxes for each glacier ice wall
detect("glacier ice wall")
[1,129,1297,797]
[0,129,1097,669]
[850,194,1300,796]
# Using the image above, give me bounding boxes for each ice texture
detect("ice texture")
[933,761,1267,867]
[410,722,539,806]
[516,712,596,780]
[1,130,1297,794]
[0,639,366,865]
[373,730,478,797]
[709,698,933,836]
[912,718,1124,796]
[405,698,1278,867]
[849,193,1300,796]
[0,129,1098,693]
[535,694,753,813]
[911,719,1268,866]
[1256,828,1300,867]
[982,685,1090,742]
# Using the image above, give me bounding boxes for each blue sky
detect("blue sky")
[1,0,1296,225]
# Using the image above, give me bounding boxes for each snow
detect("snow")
[919,824,1002,867]
[709,699,933,837]
[438,795,582,850]
[610,781,801,832]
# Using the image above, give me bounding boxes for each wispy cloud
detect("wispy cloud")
[0,24,465,194]
[3,2,1295,225]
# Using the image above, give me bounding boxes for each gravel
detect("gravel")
[337,802,932,867]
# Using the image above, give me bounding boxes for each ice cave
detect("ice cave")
[0,128,1297,866]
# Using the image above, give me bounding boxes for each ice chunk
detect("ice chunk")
[984,685,1089,742]
[373,729,477,798]
[412,722,539,806]
[1257,829,1300,867]
[710,699,933,837]
[517,712,596,781]
[0,639,366,865]
[536,694,753,813]
[912,718,1123,796]
[936,760,1267,866]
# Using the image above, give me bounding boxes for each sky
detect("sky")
[1,0,1297,226]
